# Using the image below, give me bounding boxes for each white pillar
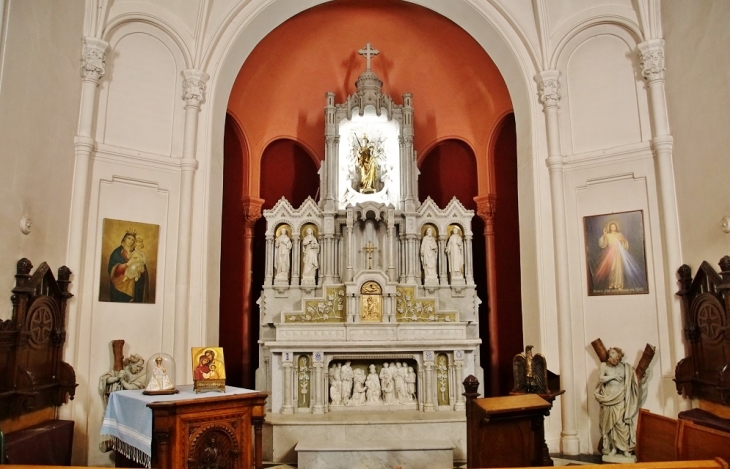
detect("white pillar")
[453,351,465,411]
[423,351,435,412]
[61,37,109,433]
[173,69,209,376]
[535,70,580,454]
[282,360,294,414]
[638,39,684,369]
[313,357,324,414]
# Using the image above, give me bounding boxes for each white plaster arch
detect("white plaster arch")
[103,13,194,69]
[550,9,644,69]
[195,0,551,411]
[552,22,651,156]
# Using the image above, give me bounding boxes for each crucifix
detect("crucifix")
[363,241,377,270]
[358,43,379,71]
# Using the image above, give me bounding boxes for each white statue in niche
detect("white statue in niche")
[365,364,382,404]
[394,362,407,403]
[406,366,417,402]
[446,226,464,281]
[349,368,367,406]
[420,227,438,281]
[301,228,319,282]
[274,228,292,281]
[329,363,342,405]
[340,361,354,404]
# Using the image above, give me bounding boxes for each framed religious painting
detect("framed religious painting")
[192,347,226,393]
[98,218,159,303]
[583,210,649,296]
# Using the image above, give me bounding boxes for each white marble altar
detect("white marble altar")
[256,43,482,465]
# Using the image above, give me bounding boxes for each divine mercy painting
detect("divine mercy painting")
[584,210,648,296]
[99,218,159,303]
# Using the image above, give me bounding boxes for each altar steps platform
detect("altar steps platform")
[264,409,466,466]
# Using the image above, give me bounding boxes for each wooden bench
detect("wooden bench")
[637,409,730,463]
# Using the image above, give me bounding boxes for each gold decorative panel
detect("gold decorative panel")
[285,286,346,323]
[395,286,456,322]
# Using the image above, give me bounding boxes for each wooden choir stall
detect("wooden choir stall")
[0,259,77,465]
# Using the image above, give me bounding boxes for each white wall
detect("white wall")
[0,0,83,314]
[664,0,730,268]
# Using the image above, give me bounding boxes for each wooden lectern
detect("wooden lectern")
[464,375,552,468]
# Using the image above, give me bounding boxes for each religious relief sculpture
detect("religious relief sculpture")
[355,135,378,193]
[591,339,655,462]
[446,226,464,282]
[329,361,417,407]
[420,227,438,282]
[301,227,319,283]
[274,226,292,282]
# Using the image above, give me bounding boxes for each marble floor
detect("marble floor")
[263,453,604,468]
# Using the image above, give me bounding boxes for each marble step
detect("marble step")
[295,438,454,469]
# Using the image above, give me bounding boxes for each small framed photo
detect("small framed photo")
[192,347,226,393]
[583,210,649,296]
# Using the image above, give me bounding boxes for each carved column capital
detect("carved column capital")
[534,70,561,108]
[182,69,210,109]
[241,196,265,228]
[638,39,666,83]
[474,194,497,225]
[81,37,110,84]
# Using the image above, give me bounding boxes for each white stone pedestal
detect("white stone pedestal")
[264,409,466,465]
[296,438,453,469]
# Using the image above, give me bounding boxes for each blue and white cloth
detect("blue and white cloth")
[100,385,254,467]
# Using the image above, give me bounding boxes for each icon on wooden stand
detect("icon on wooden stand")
[192,347,226,393]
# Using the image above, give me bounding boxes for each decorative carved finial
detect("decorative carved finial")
[719,256,730,273]
[17,258,32,275]
[358,43,380,71]
[462,374,480,397]
[58,266,72,282]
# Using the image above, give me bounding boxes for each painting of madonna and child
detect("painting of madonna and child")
[98,218,159,303]
[584,210,649,296]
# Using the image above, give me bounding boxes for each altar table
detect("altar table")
[100,385,267,469]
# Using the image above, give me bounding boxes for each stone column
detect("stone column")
[173,69,210,376]
[312,352,325,414]
[475,195,499,396]
[535,69,579,454]
[438,235,448,285]
[281,358,294,414]
[241,197,263,388]
[399,233,406,283]
[323,96,337,212]
[64,37,109,392]
[291,232,301,286]
[464,233,475,285]
[423,351,436,412]
[638,39,683,368]
[346,209,354,281]
[387,209,397,281]
[453,350,466,411]
[264,235,274,285]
